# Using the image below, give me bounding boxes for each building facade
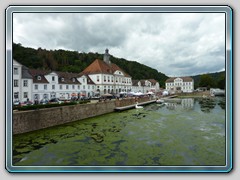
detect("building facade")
[13,59,33,103]
[165,77,194,93]
[80,49,132,95]
[13,50,161,103]
[132,79,160,93]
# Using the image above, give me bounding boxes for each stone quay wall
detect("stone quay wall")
[115,97,151,107]
[13,97,152,135]
[13,101,115,135]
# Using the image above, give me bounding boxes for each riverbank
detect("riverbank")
[13,97,153,134]
[175,91,211,98]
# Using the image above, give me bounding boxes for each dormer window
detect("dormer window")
[72,78,75,82]
[61,78,64,81]
[37,76,41,80]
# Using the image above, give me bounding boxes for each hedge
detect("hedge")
[13,100,90,111]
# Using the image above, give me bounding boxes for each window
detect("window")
[83,85,85,89]
[104,76,106,82]
[97,76,100,82]
[14,68,18,75]
[78,85,80,89]
[72,85,75,89]
[14,92,19,99]
[52,85,55,90]
[52,76,55,81]
[92,86,94,89]
[73,78,75,82]
[111,77,113,82]
[82,78,85,83]
[61,78,64,81]
[108,76,110,82]
[35,85,38,90]
[66,85,69,89]
[60,85,62,90]
[88,85,90,89]
[23,92,28,98]
[37,76,41,80]
[23,80,28,87]
[14,80,18,87]
[44,85,47,90]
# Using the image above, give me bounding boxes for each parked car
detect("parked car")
[79,96,89,100]
[40,99,49,105]
[49,98,63,104]
[13,100,21,106]
[22,101,34,106]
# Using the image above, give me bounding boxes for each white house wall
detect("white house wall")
[13,61,22,101]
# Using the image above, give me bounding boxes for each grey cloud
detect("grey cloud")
[13,12,225,77]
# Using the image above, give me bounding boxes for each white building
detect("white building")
[13,59,22,102]
[132,79,160,93]
[28,69,83,102]
[77,74,96,97]
[165,77,194,93]
[13,59,33,102]
[80,49,132,95]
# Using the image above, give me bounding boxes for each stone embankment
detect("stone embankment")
[13,97,154,134]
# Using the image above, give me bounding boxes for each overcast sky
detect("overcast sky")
[13,13,225,77]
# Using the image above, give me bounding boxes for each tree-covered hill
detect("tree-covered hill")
[13,43,169,87]
[192,71,225,89]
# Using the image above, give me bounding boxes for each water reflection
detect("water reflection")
[165,98,194,110]
[163,97,224,113]
[181,98,194,109]
[198,98,216,113]
[13,97,226,166]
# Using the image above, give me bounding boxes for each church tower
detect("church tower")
[103,48,111,64]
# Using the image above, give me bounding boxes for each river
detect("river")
[13,97,226,166]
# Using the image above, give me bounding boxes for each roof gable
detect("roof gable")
[81,59,131,77]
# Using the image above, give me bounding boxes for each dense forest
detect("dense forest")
[13,43,225,89]
[192,71,225,89]
[13,43,169,87]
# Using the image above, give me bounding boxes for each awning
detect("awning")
[71,93,77,97]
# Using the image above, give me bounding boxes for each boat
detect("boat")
[210,88,225,96]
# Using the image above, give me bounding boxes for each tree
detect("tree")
[199,74,216,89]
[217,75,225,89]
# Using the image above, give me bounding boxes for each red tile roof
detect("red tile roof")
[80,59,131,77]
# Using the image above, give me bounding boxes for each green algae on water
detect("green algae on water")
[13,97,226,166]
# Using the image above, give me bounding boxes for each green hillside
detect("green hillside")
[192,71,225,89]
[13,43,169,87]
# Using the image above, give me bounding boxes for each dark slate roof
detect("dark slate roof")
[55,71,81,85]
[28,69,50,84]
[148,79,158,85]
[132,80,140,86]
[21,66,32,79]
[86,75,95,85]
[165,77,193,83]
